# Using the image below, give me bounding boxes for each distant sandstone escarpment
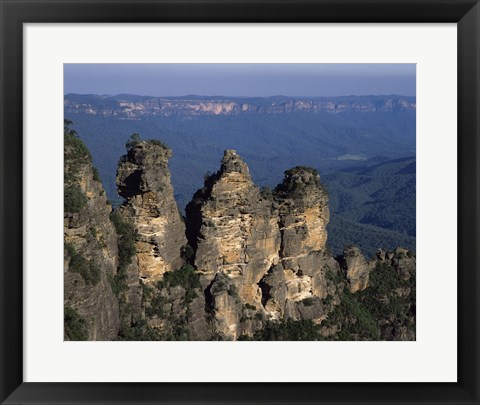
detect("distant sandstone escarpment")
[64,94,416,118]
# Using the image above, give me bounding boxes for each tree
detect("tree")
[126,133,141,150]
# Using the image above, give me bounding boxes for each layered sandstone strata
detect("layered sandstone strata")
[117,139,187,282]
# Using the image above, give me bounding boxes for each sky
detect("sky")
[64,64,416,97]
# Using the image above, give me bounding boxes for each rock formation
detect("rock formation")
[65,129,416,341]
[340,246,372,293]
[116,139,187,283]
[186,150,281,338]
[64,125,119,340]
[186,152,338,339]
[263,167,334,320]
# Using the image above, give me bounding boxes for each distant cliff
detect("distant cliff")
[65,131,416,341]
[64,94,416,119]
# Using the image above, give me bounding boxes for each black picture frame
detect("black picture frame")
[1,1,479,404]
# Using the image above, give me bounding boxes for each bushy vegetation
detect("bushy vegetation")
[355,262,416,334]
[109,210,136,270]
[109,209,136,295]
[300,297,316,307]
[324,289,380,340]
[285,166,319,179]
[117,318,162,341]
[64,119,92,167]
[64,241,76,257]
[252,319,324,341]
[92,166,101,182]
[107,208,140,339]
[322,261,415,340]
[68,252,101,286]
[64,305,88,341]
[64,184,88,213]
[159,264,201,304]
[125,133,141,150]
[125,133,168,151]
[150,139,168,149]
[64,119,99,213]
[274,166,323,197]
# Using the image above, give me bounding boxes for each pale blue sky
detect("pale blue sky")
[64,63,416,97]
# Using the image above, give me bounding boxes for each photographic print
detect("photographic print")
[64,63,416,341]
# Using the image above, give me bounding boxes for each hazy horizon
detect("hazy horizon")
[65,92,416,98]
[64,63,416,97]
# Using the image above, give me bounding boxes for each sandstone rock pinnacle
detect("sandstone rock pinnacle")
[117,139,187,282]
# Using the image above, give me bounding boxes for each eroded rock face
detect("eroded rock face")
[340,246,373,293]
[117,140,187,282]
[64,140,119,340]
[275,167,330,255]
[258,167,333,322]
[186,150,280,339]
[377,247,416,281]
[186,152,334,339]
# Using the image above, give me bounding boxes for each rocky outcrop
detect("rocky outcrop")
[65,129,416,341]
[117,139,187,283]
[376,247,416,281]
[340,246,373,293]
[64,127,119,340]
[186,150,280,339]
[257,167,336,326]
[186,152,337,339]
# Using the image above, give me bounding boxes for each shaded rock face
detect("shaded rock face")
[186,152,334,339]
[382,247,416,280]
[64,137,119,340]
[340,246,373,293]
[259,167,333,324]
[186,150,280,338]
[117,140,187,282]
[275,167,330,255]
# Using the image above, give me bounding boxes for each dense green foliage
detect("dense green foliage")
[325,157,416,256]
[327,216,416,258]
[356,262,416,334]
[64,305,88,341]
[324,289,380,340]
[158,264,201,304]
[324,262,415,340]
